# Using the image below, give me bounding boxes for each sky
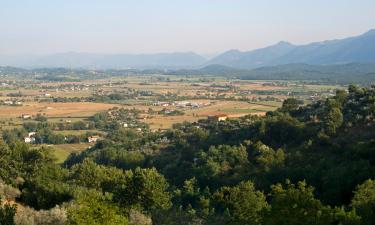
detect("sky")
[1,0,375,55]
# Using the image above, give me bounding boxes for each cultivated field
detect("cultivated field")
[0,102,120,118]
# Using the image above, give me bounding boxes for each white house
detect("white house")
[24,132,36,143]
[88,136,100,143]
[22,114,32,119]
[24,137,32,143]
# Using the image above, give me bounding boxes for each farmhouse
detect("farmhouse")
[24,137,33,143]
[24,132,36,143]
[153,101,171,107]
[88,136,100,143]
[22,114,32,119]
[208,114,228,122]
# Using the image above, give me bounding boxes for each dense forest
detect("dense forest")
[3,85,375,224]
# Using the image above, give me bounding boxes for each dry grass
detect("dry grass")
[0,102,120,118]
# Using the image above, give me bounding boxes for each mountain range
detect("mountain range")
[207,29,375,69]
[1,29,375,69]
[0,52,206,69]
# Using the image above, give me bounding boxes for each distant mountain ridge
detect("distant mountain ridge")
[207,29,375,69]
[0,52,207,69]
[1,29,375,69]
[207,41,297,69]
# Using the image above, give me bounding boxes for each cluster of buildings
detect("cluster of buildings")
[153,101,210,108]
[2,100,23,106]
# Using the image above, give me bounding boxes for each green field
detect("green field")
[52,143,93,163]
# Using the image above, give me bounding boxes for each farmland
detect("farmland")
[0,74,343,161]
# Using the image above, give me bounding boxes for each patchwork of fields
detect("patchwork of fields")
[0,76,341,162]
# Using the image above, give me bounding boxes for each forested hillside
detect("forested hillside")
[3,85,375,224]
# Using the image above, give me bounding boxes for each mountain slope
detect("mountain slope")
[208,30,375,69]
[274,29,375,65]
[239,63,375,84]
[208,41,296,69]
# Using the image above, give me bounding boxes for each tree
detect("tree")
[280,98,303,113]
[213,181,267,225]
[249,141,285,173]
[352,179,375,225]
[68,190,128,225]
[263,181,333,225]
[34,114,47,122]
[196,145,249,188]
[113,167,171,211]
[21,164,72,210]
[324,107,343,135]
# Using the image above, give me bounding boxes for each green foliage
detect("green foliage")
[213,181,267,225]
[0,142,55,184]
[263,180,359,225]
[280,98,304,113]
[68,190,128,225]
[352,179,375,225]
[250,141,285,173]
[264,180,331,225]
[20,164,72,210]
[112,167,171,211]
[195,145,250,188]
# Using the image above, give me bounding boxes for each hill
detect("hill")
[239,63,375,84]
[166,63,375,84]
[208,30,375,69]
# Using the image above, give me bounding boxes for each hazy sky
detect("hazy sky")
[1,0,375,55]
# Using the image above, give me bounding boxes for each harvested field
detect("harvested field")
[0,102,120,118]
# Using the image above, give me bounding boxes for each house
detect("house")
[24,137,32,143]
[24,132,36,143]
[88,136,100,143]
[208,114,228,122]
[22,114,32,119]
[153,101,170,107]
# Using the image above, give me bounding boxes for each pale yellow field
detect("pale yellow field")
[0,102,120,118]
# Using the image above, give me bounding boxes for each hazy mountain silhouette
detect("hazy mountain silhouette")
[208,30,375,69]
[1,30,375,69]
[0,52,207,69]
